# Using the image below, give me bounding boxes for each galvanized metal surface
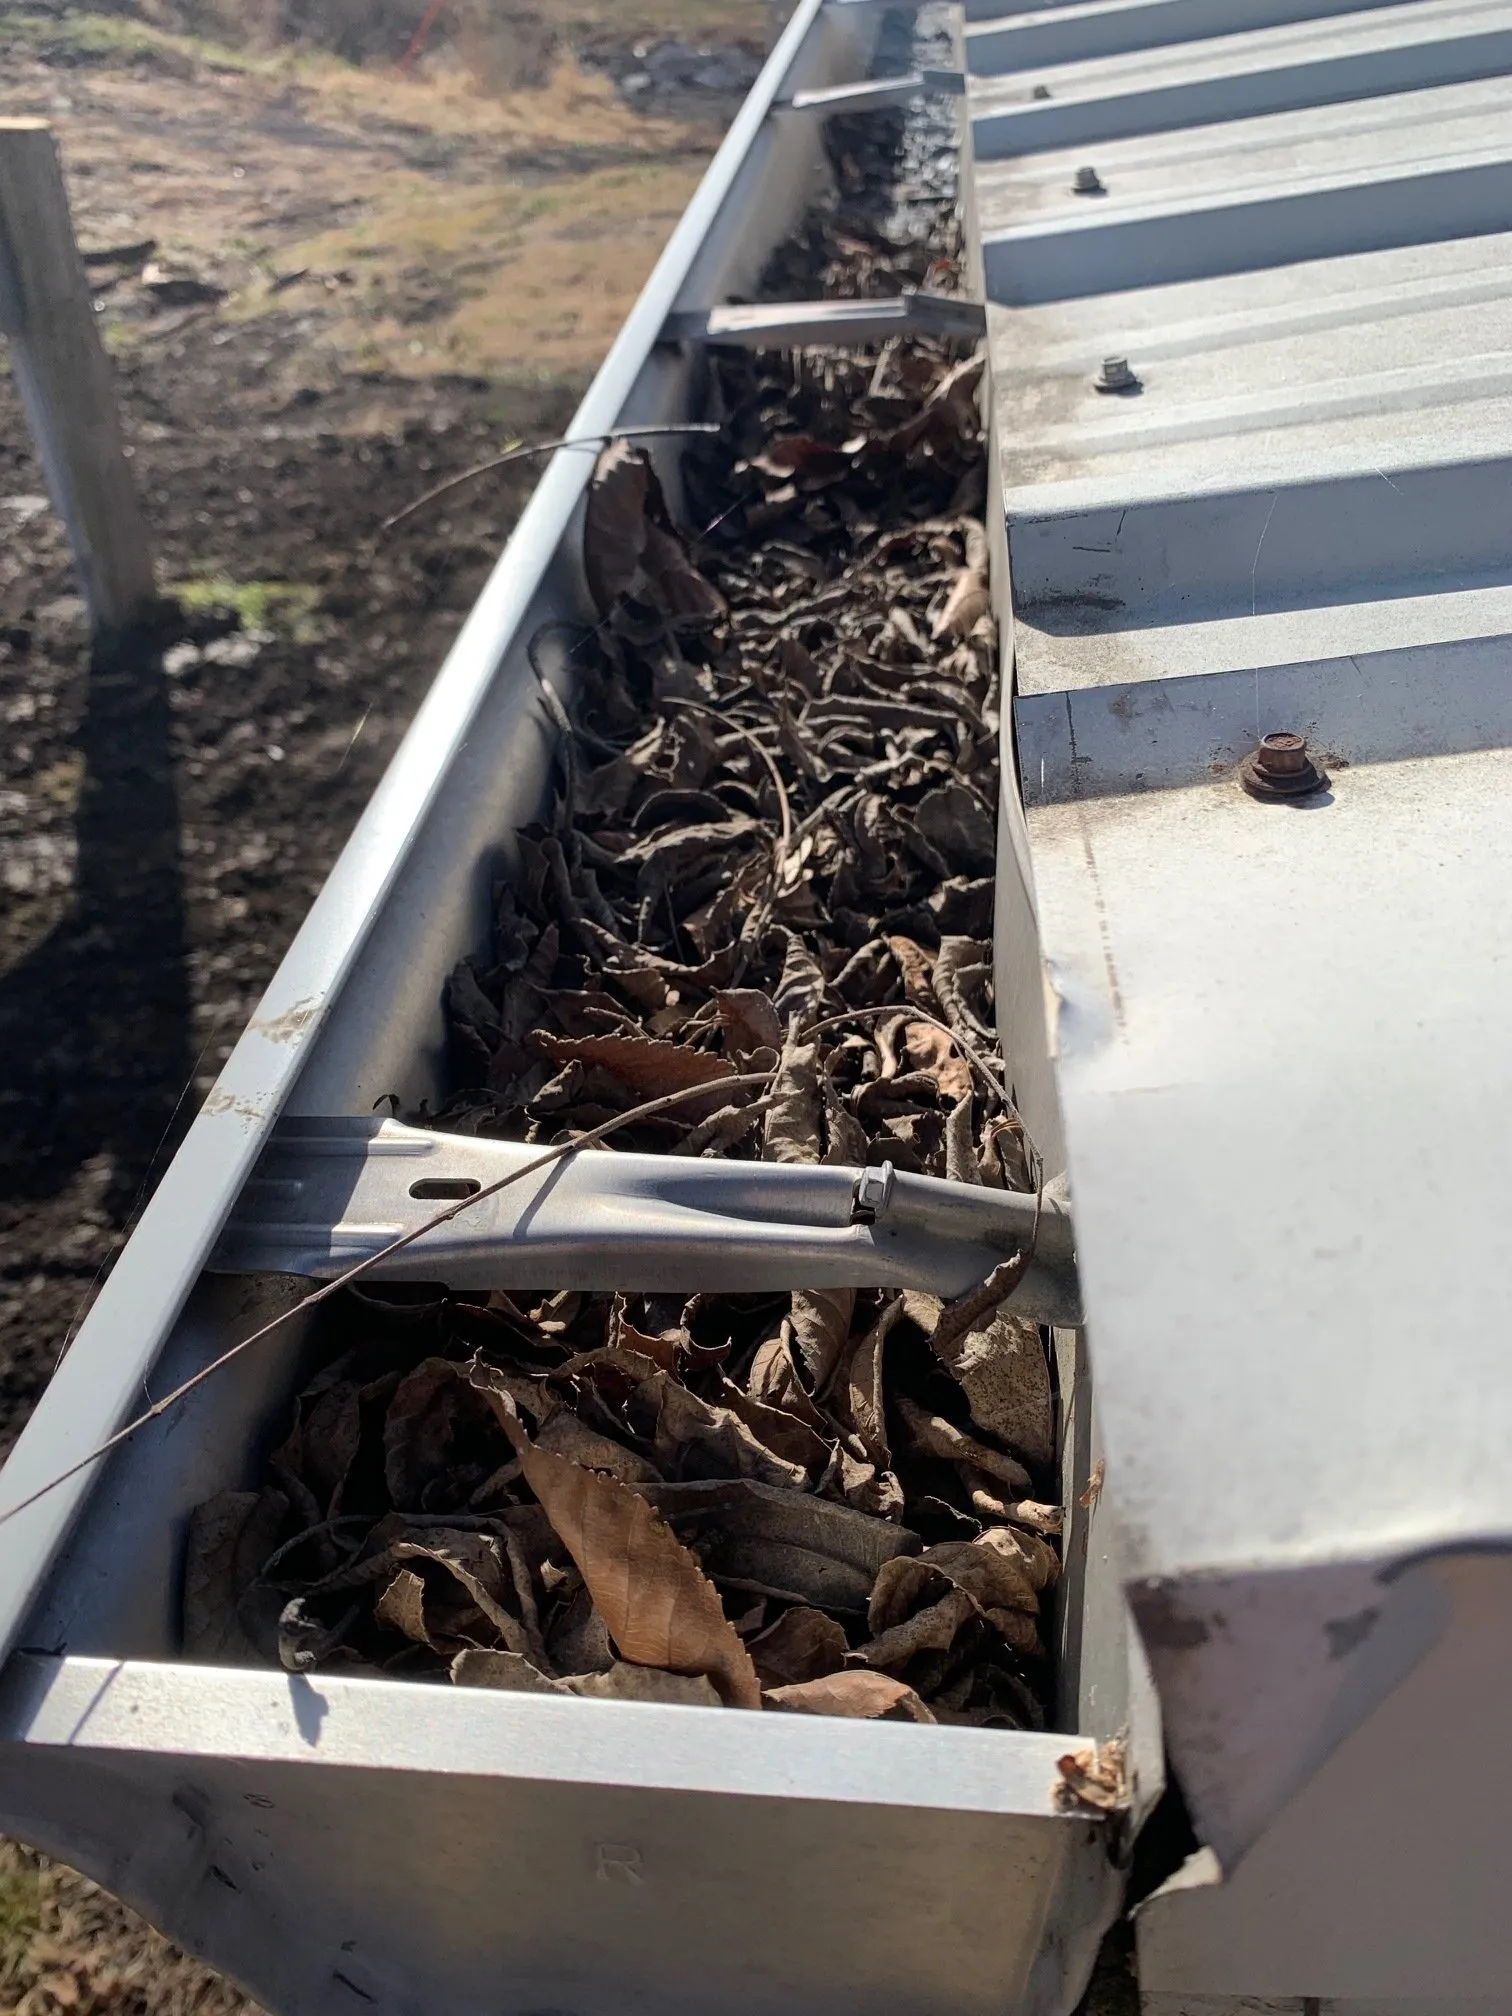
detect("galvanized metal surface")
[780,64,965,108]
[0,1653,1114,2016]
[966,0,1512,2000]
[662,289,988,344]
[970,0,1512,156]
[209,1118,1081,1316]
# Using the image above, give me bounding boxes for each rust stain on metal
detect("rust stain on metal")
[1239,731,1329,802]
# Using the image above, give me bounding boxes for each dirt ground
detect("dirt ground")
[0,4,762,2007]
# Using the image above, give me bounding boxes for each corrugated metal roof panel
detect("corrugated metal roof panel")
[971,0,1512,1889]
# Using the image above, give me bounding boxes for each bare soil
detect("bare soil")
[0,6,757,2005]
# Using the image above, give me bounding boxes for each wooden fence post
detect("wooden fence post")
[0,118,156,642]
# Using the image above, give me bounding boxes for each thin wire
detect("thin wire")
[377,422,723,538]
[0,1071,774,1534]
[800,1002,1009,1104]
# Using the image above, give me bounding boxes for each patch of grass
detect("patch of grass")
[273,142,708,379]
[5,8,214,72]
[171,575,324,639]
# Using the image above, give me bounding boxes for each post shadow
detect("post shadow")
[0,622,193,1224]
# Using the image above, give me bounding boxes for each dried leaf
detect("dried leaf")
[453,1647,722,1706]
[895,1394,1034,1496]
[385,1530,532,1656]
[1055,1735,1130,1813]
[747,1606,849,1687]
[503,1415,761,1708]
[641,1374,811,1491]
[762,1024,822,1165]
[375,1567,432,1647]
[536,1410,663,1487]
[718,1379,832,1476]
[584,442,727,627]
[853,1585,978,1672]
[638,1476,919,1613]
[184,1489,288,1662]
[766,1672,935,1722]
[546,1585,615,1675]
[786,1288,855,1393]
[716,988,784,1061]
[884,934,936,1009]
[531,1030,736,1099]
[384,1358,525,1512]
[903,1022,973,1105]
[452,1647,563,1693]
[571,1662,722,1706]
[913,782,996,877]
[927,1267,1053,1470]
[932,567,990,643]
[869,1527,1058,1634]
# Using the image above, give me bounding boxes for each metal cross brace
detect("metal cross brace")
[211,1118,1079,1321]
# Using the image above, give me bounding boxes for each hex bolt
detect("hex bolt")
[1072,166,1105,196]
[1238,730,1329,801]
[1255,732,1308,776]
[1094,356,1140,395]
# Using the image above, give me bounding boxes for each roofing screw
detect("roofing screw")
[1094,356,1140,395]
[1238,731,1329,802]
[1072,165,1105,196]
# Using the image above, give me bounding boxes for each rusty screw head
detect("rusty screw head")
[1239,730,1329,801]
[1073,165,1105,195]
[1094,356,1140,395]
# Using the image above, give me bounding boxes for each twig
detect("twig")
[0,1072,775,1534]
[377,422,723,539]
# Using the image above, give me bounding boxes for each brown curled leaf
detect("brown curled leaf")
[1056,1734,1130,1814]
[869,1527,1058,1635]
[925,1263,1052,1470]
[895,1394,1034,1497]
[453,1648,722,1707]
[853,1585,978,1672]
[932,566,991,643]
[786,1288,855,1394]
[530,1030,736,1099]
[762,1023,822,1165]
[765,1672,936,1722]
[747,1606,849,1688]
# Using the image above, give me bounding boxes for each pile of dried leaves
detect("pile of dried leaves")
[187,153,1063,1724]
[433,319,1013,1187]
[188,1272,1059,1725]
